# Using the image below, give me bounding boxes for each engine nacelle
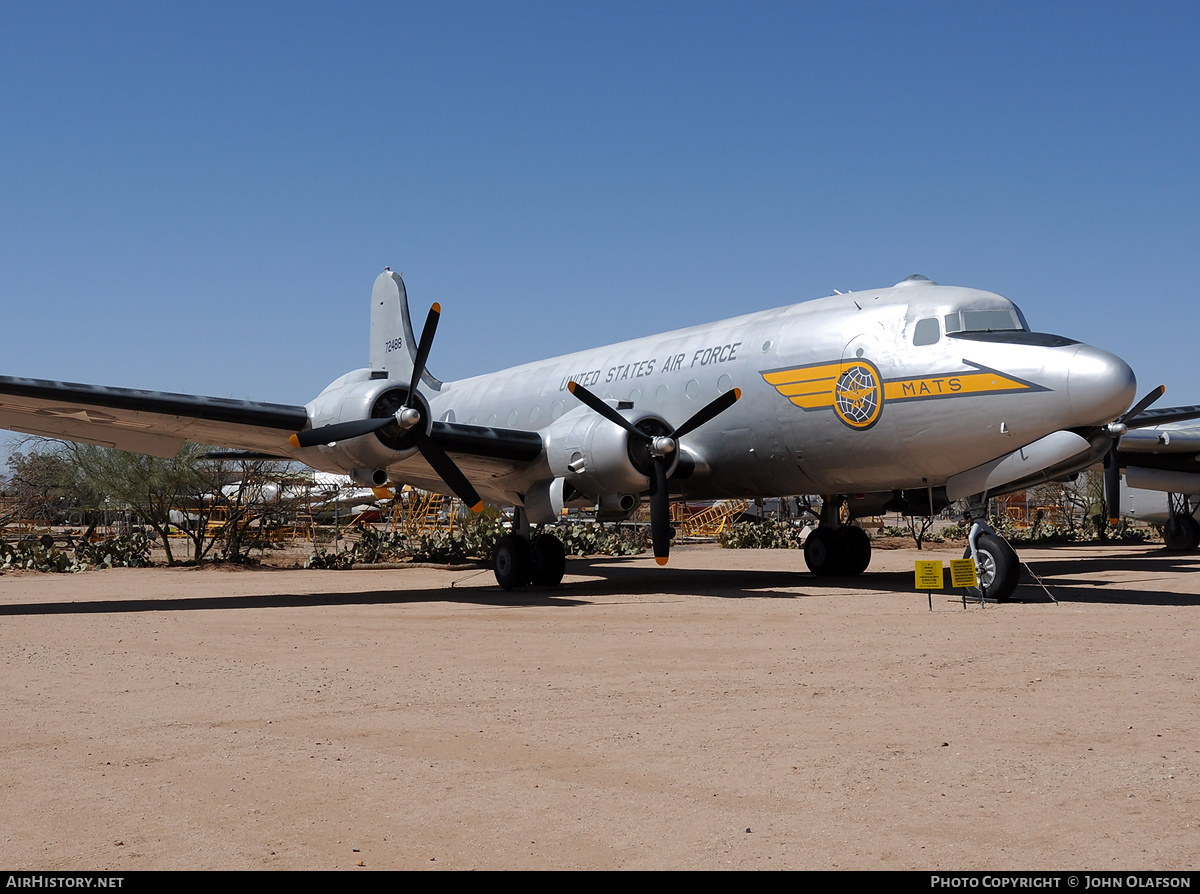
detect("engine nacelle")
[543,409,676,500]
[302,370,426,471]
[350,467,389,487]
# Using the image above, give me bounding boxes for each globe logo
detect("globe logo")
[833,362,882,429]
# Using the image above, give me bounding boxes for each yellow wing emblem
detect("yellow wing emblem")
[763,360,883,430]
[763,359,1040,431]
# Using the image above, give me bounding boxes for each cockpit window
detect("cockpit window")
[944,308,1025,334]
[913,317,940,346]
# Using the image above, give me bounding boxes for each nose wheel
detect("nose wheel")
[964,530,1021,602]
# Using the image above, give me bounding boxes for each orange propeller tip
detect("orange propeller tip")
[655,556,669,566]
[567,381,577,392]
[470,501,484,513]
[431,302,441,312]
[733,387,742,399]
[288,434,301,448]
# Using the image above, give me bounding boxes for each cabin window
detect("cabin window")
[913,317,940,346]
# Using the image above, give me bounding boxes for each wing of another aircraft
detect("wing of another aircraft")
[1116,406,1200,476]
[0,375,309,458]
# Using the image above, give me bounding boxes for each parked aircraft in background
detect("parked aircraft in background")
[3,269,1197,598]
[1107,422,1200,550]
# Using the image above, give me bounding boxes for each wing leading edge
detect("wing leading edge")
[0,375,547,473]
[0,375,309,458]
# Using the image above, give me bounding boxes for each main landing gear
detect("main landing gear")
[803,498,872,577]
[1162,493,1200,552]
[493,508,567,590]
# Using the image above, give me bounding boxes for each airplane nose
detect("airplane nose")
[1067,345,1137,426]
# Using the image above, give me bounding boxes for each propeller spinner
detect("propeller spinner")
[567,380,741,565]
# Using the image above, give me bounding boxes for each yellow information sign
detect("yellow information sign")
[914,560,944,591]
[949,558,979,588]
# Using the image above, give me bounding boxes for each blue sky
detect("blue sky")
[2,2,1198,459]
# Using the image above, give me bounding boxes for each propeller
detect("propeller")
[1103,385,1165,526]
[567,380,741,565]
[289,303,484,512]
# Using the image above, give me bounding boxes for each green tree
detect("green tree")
[4,448,76,527]
[51,442,296,565]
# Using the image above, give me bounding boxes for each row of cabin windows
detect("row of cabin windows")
[912,309,1024,346]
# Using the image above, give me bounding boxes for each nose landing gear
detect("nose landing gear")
[962,501,1022,602]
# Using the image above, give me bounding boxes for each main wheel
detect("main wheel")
[1162,515,1200,551]
[494,534,532,590]
[804,527,846,577]
[964,533,1021,602]
[841,525,872,576]
[530,533,566,586]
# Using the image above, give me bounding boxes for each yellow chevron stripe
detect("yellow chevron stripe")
[883,371,1031,401]
[763,362,1035,414]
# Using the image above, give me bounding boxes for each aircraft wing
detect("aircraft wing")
[1125,404,1200,428]
[1116,413,1200,476]
[0,375,308,458]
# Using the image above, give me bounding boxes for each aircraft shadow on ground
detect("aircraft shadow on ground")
[1015,543,1200,606]
[0,557,910,616]
[2,545,1197,616]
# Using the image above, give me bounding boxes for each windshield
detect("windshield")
[944,308,1026,333]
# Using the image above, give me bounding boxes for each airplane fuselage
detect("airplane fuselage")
[302,276,1136,513]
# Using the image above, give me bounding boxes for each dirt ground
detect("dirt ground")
[1,541,1197,870]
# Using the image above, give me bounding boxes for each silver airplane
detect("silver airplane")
[2,270,1195,598]
[1105,422,1200,550]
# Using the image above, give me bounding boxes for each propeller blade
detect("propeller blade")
[1103,443,1121,526]
[290,416,394,449]
[1101,388,1163,523]
[569,378,738,566]
[649,456,671,565]
[409,303,441,399]
[670,388,741,440]
[412,428,484,513]
[567,381,646,439]
[1121,385,1165,426]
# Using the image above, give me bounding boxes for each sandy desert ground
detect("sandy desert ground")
[1,541,1197,870]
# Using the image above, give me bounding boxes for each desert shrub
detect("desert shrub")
[457,512,508,559]
[75,532,153,568]
[717,521,805,549]
[940,523,968,541]
[0,532,151,573]
[556,523,648,556]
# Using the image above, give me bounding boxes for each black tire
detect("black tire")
[964,533,1020,602]
[530,533,566,586]
[1186,517,1200,551]
[841,526,872,576]
[1163,515,1200,552]
[804,527,846,576]
[493,534,532,590]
